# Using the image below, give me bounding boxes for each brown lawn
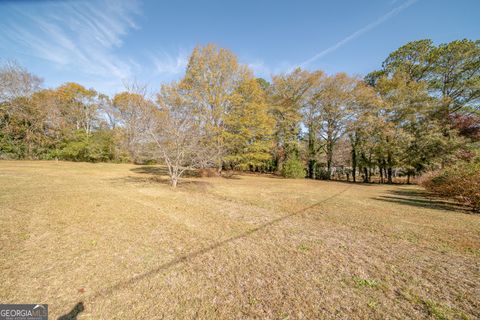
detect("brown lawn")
[0,161,479,319]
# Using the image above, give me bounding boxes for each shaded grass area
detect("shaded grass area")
[373,188,472,213]
[130,165,200,178]
[130,165,173,177]
[0,161,479,319]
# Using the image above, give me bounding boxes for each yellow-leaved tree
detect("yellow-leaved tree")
[223,78,274,171]
[180,43,249,173]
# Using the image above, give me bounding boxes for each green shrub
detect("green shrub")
[59,130,116,162]
[281,158,305,178]
[315,166,331,180]
[422,162,480,212]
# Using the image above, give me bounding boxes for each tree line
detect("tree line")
[1,40,479,187]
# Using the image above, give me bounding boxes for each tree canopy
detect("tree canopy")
[1,38,478,186]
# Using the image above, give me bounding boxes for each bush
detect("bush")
[314,166,330,180]
[59,130,117,162]
[281,158,305,178]
[421,162,480,212]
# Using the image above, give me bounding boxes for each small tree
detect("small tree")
[281,157,305,178]
[147,83,212,187]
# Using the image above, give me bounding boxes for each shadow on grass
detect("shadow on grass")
[128,165,246,185]
[60,185,352,314]
[373,188,470,213]
[57,302,84,320]
[109,165,212,189]
[131,166,409,185]
[112,175,211,190]
[324,179,375,186]
[130,165,200,177]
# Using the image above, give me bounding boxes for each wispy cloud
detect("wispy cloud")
[246,60,270,78]
[245,59,298,79]
[0,0,141,79]
[149,50,189,75]
[297,0,419,69]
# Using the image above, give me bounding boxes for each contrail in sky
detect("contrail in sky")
[298,0,419,69]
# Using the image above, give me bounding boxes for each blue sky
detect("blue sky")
[0,0,478,95]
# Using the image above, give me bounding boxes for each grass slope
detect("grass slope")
[0,161,479,319]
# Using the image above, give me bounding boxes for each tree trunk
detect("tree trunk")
[351,145,356,183]
[387,152,393,184]
[326,139,333,180]
[171,176,178,188]
[362,167,368,183]
[382,161,387,184]
[308,160,316,179]
[307,125,316,179]
[387,167,393,184]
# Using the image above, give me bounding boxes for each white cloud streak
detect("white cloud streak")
[149,50,189,75]
[0,0,141,79]
[246,59,298,79]
[297,0,419,69]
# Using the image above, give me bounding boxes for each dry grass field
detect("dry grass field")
[0,161,479,319]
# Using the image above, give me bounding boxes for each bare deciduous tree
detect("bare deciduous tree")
[113,81,152,162]
[0,60,42,104]
[147,83,213,187]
